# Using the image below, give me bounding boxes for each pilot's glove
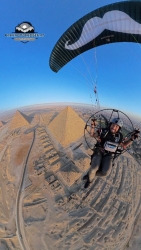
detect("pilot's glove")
[131,129,140,140]
[91,118,97,126]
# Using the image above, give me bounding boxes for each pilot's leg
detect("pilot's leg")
[89,151,103,181]
[100,154,113,176]
[84,149,102,188]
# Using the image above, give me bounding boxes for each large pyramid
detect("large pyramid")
[48,106,85,147]
[9,110,30,130]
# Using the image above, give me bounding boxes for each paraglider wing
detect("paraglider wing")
[49,1,141,72]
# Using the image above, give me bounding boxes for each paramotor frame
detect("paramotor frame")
[84,108,134,159]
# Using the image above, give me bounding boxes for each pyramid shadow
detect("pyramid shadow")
[26,115,34,123]
[27,112,40,123]
[49,112,59,123]
[0,121,7,126]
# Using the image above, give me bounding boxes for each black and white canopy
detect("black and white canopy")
[50,1,141,72]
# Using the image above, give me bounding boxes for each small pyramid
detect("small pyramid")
[48,106,85,147]
[0,121,4,127]
[9,110,30,130]
[60,162,81,186]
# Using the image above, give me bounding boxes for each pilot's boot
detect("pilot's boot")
[83,173,91,189]
[84,178,91,188]
[82,173,89,180]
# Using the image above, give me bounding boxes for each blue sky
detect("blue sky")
[0,0,141,119]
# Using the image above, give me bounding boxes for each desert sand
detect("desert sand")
[0,104,141,250]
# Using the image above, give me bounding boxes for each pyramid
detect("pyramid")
[9,110,30,130]
[48,106,85,147]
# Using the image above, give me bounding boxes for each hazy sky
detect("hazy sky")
[0,0,141,119]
